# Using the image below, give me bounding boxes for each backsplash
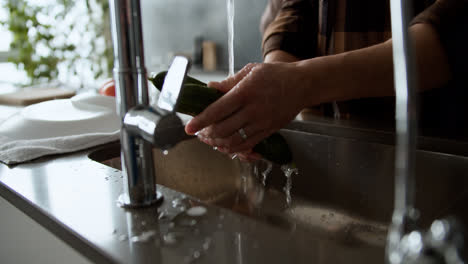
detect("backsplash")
[141,0,268,73]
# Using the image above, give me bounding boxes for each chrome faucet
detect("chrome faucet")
[387,0,464,263]
[109,0,188,208]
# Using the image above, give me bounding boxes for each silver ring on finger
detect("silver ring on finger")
[238,128,248,140]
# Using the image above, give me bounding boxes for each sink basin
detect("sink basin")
[89,128,468,263]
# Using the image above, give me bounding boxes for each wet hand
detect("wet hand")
[185,62,305,154]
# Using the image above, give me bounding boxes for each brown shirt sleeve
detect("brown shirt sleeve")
[411,0,468,78]
[260,0,318,59]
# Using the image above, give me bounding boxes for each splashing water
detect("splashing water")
[172,198,188,212]
[227,0,235,76]
[253,164,259,177]
[261,160,273,186]
[163,232,181,246]
[130,230,156,243]
[281,164,299,206]
[202,237,212,250]
[158,210,168,220]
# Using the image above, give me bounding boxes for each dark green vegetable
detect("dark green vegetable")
[149,71,207,90]
[149,71,293,165]
[176,84,225,116]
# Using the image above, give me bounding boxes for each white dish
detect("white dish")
[0,93,120,140]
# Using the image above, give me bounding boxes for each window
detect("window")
[0,4,28,85]
[0,6,12,61]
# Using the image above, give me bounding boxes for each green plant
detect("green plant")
[1,0,112,86]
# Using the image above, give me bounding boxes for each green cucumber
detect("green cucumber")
[149,71,207,89]
[149,71,293,165]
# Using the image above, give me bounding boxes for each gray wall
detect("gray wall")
[141,0,269,73]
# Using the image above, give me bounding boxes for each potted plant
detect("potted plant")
[1,0,112,87]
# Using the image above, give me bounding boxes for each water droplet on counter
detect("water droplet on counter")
[130,230,156,243]
[172,210,199,227]
[184,249,203,263]
[177,218,197,227]
[172,198,188,211]
[158,211,168,220]
[163,232,180,246]
[186,206,207,217]
[202,237,212,251]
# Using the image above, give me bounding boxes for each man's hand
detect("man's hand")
[185,62,306,154]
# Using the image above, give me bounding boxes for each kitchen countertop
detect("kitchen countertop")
[0,98,388,264]
[0,139,392,264]
[0,144,330,264]
[1,91,468,263]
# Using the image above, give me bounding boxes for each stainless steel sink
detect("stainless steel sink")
[89,128,468,263]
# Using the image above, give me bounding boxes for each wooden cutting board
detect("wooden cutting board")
[0,87,76,106]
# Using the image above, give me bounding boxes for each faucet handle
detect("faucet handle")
[157,56,191,112]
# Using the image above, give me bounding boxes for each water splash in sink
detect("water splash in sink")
[261,160,273,186]
[281,164,299,206]
[162,232,179,246]
[172,198,189,212]
[130,230,157,243]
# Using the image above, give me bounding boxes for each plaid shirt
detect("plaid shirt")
[261,0,460,58]
[260,0,468,138]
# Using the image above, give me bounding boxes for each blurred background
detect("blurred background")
[0,0,269,89]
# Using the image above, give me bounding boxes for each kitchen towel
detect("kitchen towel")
[0,131,119,165]
[0,93,120,165]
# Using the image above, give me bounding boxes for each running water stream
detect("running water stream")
[227,0,235,76]
[281,164,299,207]
[226,0,298,206]
[261,160,273,186]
